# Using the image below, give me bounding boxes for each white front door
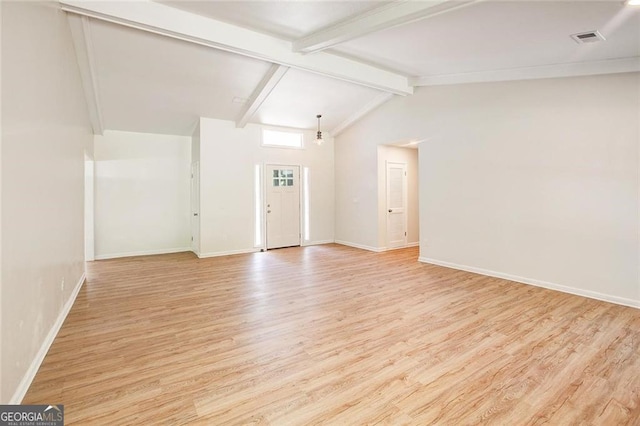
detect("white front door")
[266,165,300,249]
[190,162,200,254]
[387,162,407,249]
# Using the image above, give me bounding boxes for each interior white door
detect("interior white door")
[266,165,300,249]
[190,162,200,254]
[387,162,407,249]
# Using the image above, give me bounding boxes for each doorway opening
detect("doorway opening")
[377,143,419,250]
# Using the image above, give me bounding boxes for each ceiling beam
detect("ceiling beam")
[59,0,413,96]
[331,92,394,137]
[236,64,289,128]
[411,57,640,86]
[293,0,480,54]
[67,14,104,135]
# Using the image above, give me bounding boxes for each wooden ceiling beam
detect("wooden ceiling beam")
[236,64,289,128]
[293,0,480,54]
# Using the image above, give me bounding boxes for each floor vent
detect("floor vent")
[571,30,606,44]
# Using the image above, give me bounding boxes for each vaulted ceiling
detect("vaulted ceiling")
[62,0,640,137]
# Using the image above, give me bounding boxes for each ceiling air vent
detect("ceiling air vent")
[570,30,606,44]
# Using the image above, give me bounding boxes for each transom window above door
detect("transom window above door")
[272,169,294,187]
[262,129,303,148]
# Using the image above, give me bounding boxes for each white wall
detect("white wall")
[335,131,378,250]
[84,155,94,261]
[1,1,93,403]
[199,117,334,257]
[192,122,200,163]
[94,130,191,259]
[336,72,640,307]
[377,146,419,249]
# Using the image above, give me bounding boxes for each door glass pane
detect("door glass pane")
[271,168,296,187]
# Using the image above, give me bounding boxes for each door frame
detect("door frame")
[264,163,302,250]
[190,161,200,255]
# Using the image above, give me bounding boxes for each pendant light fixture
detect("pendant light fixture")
[315,114,323,145]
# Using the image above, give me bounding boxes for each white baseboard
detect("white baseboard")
[302,240,335,246]
[198,248,260,258]
[418,257,640,310]
[94,247,192,260]
[335,240,419,253]
[200,242,335,257]
[10,272,87,404]
[382,242,420,251]
[334,240,384,253]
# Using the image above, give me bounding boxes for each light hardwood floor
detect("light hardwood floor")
[24,245,640,425]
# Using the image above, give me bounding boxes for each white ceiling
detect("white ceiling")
[90,19,272,135]
[62,0,640,137]
[160,1,389,39]
[335,1,640,76]
[255,68,383,130]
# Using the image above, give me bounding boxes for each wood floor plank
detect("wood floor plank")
[23,244,640,425]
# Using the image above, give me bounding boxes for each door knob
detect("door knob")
[388,209,392,213]
[267,210,271,213]
[194,213,198,216]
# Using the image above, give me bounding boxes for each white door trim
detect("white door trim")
[190,161,200,255]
